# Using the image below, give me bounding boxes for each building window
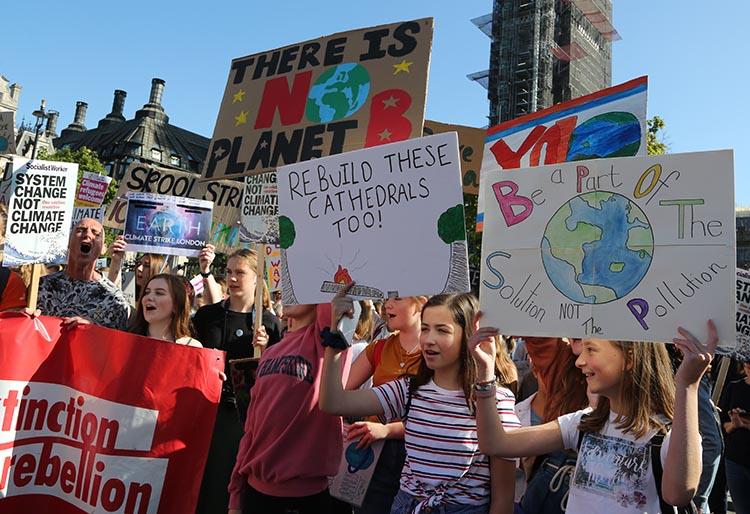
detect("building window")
[170,155,181,167]
[151,148,162,161]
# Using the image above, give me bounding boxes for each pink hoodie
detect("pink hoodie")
[228,303,350,508]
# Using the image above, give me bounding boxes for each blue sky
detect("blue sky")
[6,1,747,204]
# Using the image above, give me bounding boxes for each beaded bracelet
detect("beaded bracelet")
[474,378,497,398]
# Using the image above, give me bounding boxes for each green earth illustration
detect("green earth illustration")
[541,191,653,304]
[306,62,370,123]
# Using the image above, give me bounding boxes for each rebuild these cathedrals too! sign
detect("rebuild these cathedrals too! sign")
[278,132,470,305]
[479,150,736,347]
[3,158,77,266]
[202,18,433,180]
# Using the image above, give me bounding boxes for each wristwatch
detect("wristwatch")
[200,271,212,278]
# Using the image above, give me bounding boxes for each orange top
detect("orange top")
[0,271,27,312]
[365,332,422,388]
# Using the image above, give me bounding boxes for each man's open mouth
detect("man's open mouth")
[80,242,92,255]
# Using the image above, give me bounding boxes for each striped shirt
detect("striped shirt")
[373,378,521,507]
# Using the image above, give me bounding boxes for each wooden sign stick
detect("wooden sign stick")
[27,263,43,311]
[253,244,266,358]
[711,356,732,405]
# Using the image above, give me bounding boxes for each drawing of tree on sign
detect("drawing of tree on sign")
[279,215,299,305]
[438,204,470,293]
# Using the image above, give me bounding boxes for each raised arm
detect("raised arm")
[319,283,384,418]
[198,245,223,304]
[346,349,375,390]
[662,320,717,507]
[471,322,565,458]
[107,235,126,286]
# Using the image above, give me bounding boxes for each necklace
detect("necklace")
[399,339,420,368]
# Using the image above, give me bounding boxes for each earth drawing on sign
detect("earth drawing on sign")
[541,191,654,304]
[306,62,371,123]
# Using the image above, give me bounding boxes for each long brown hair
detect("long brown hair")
[578,340,675,438]
[130,273,193,341]
[408,293,514,412]
[227,248,270,308]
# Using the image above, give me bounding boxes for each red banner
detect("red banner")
[0,313,224,513]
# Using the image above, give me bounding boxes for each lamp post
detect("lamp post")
[31,99,56,160]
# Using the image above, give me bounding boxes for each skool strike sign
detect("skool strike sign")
[202,18,433,180]
[0,313,224,513]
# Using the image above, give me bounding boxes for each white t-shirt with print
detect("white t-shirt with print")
[558,408,687,514]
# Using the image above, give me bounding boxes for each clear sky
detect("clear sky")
[5,0,747,204]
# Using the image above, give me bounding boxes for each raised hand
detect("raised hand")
[330,281,356,332]
[108,235,127,263]
[672,320,718,387]
[467,312,500,382]
[198,244,216,274]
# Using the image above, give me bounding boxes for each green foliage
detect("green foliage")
[279,215,296,249]
[463,193,481,269]
[437,204,466,245]
[647,116,668,156]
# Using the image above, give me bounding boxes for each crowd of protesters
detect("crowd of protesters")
[1,217,749,514]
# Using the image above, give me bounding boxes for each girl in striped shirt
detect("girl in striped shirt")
[321,289,520,514]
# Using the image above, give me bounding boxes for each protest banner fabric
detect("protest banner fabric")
[3,158,77,266]
[105,162,244,254]
[0,313,223,514]
[264,244,282,292]
[737,268,750,360]
[423,120,486,195]
[75,171,112,207]
[202,18,433,181]
[124,192,213,257]
[479,150,736,347]
[240,173,278,243]
[277,132,470,305]
[477,76,648,231]
[0,111,16,155]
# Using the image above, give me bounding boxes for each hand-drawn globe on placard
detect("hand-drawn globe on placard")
[541,191,654,304]
[306,63,371,123]
[566,112,641,161]
[344,442,375,473]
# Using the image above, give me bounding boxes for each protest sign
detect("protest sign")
[277,132,469,304]
[105,162,244,253]
[0,111,15,155]
[202,18,433,181]
[330,439,385,507]
[124,192,213,257]
[75,171,112,207]
[72,206,105,226]
[0,312,223,514]
[240,172,278,243]
[479,150,735,347]
[423,120,486,195]
[477,76,648,231]
[3,158,77,267]
[737,268,750,360]
[265,244,282,292]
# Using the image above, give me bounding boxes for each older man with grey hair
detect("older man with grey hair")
[38,217,130,329]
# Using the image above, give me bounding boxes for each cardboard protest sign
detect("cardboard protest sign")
[479,150,735,347]
[330,439,385,507]
[72,206,105,226]
[277,132,469,304]
[75,171,112,207]
[265,244,282,292]
[0,312,223,514]
[105,162,243,253]
[0,111,15,155]
[3,158,77,266]
[202,18,433,181]
[124,192,213,257]
[737,268,750,360]
[477,76,648,231]
[240,173,278,243]
[423,120,486,195]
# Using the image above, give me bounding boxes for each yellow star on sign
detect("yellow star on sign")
[234,110,248,126]
[232,89,246,103]
[382,95,399,108]
[393,59,413,75]
[378,128,392,141]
